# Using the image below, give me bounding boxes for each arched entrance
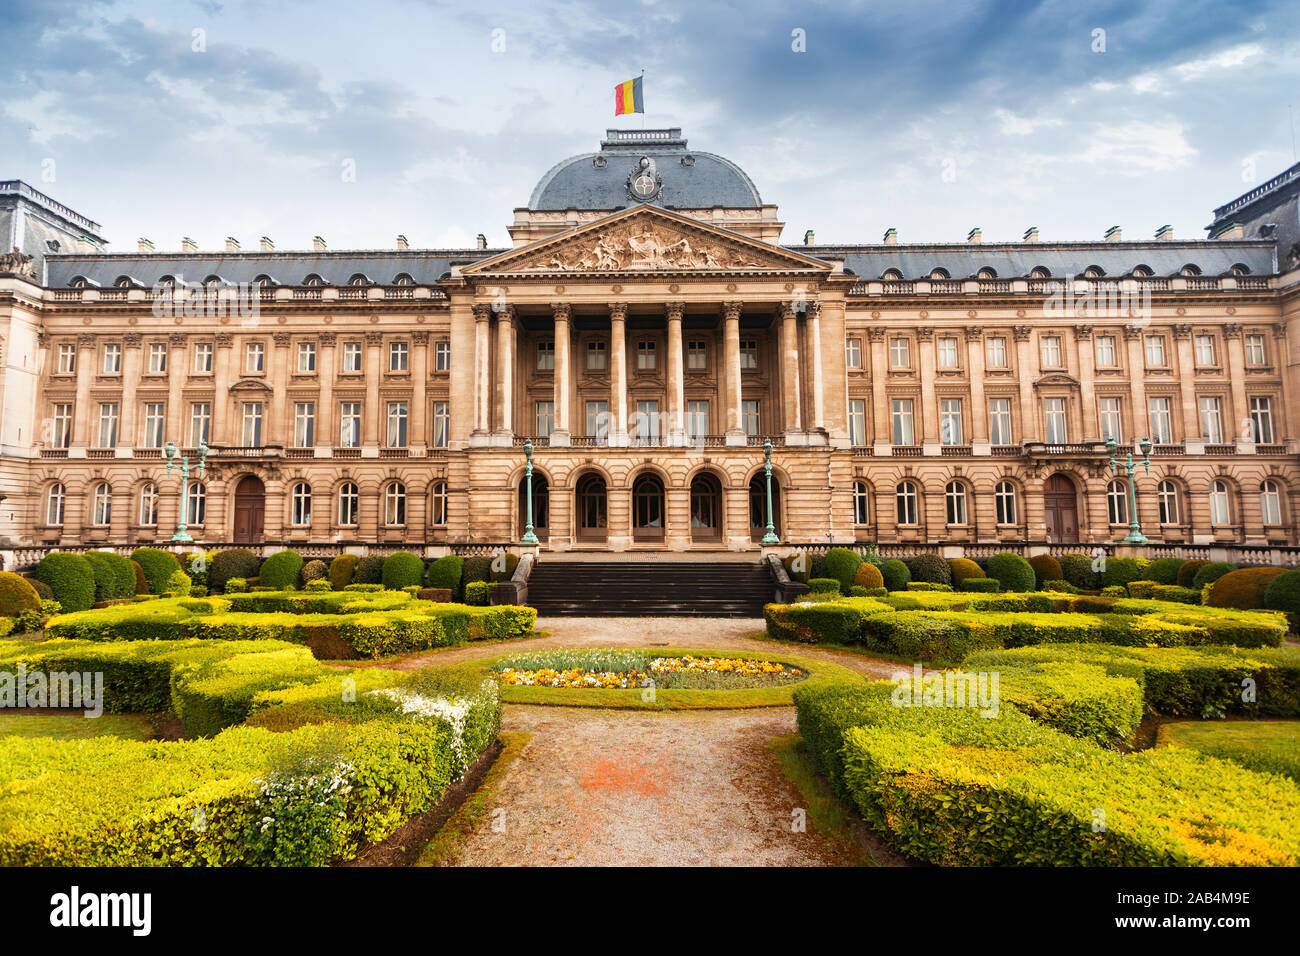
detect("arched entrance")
[518,474,549,542]
[749,473,781,541]
[1043,473,1079,543]
[632,473,665,543]
[233,475,265,544]
[690,473,723,542]
[575,473,607,543]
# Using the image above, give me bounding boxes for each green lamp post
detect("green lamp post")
[761,437,780,545]
[520,438,539,545]
[1106,436,1153,544]
[164,440,208,544]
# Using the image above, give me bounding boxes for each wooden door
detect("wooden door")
[1043,475,1078,543]
[233,476,265,544]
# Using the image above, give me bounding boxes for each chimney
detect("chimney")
[1104,225,1122,242]
[967,227,982,244]
[313,236,327,252]
[1213,222,1245,239]
[181,237,198,253]
[1155,224,1173,241]
[1022,226,1039,243]
[803,229,815,246]
[260,236,275,252]
[883,227,898,245]
[476,233,487,250]
[396,235,409,251]
[137,238,154,253]
[225,236,240,252]
[76,235,96,253]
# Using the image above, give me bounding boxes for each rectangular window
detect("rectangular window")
[1245,334,1266,365]
[1044,398,1067,444]
[103,344,122,374]
[342,342,362,372]
[988,398,1012,445]
[386,401,408,447]
[586,400,609,440]
[1148,397,1172,444]
[985,336,1007,368]
[340,402,362,447]
[740,340,759,369]
[586,340,606,370]
[57,344,76,374]
[142,402,165,448]
[148,343,168,374]
[939,399,963,445]
[849,399,868,447]
[687,340,707,370]
[845,337,862,369]
[294,402,315,448]
[1250,396,1274,444]
[432,402,450,448]
[1040,336,1062,367]
[245,342,264,373]
[1198,396,1223,443]
[1145,335,1167,367]
[434,341,451,371]
[190,402,211,447]
[1095,335,1116,367]
[51,404,73,449]
[297,342,316,372]
[889,337,910,368]
[633,400,659,443]
[97,403,119,447]
[1194,334,1216,366]
[936,336,959,368]
[688,400,711,439]
[241,402,263,446]
[389,341,409,372]
[890,398,914,445]
[537,341,555,370]
[741,399,759,437]
[194,343,213,373]
[636,340,657,370]
[535,401,554,437]
[1099,397,1123,442]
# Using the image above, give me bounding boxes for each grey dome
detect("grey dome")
[528,128,762,211]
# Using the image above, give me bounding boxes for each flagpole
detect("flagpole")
[641,69,645,129]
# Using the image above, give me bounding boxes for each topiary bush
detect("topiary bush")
[783,552,810,584]
[83,551,137,602]
[1099,556,1150,590]
[1176,559,1210,589]
[1264,569,1300,632]
[382,551,425,591]
[164,569,193,597]
[808,578,841,595]
[209,550,262,594]
[824,548,863,594]
[491,553,521,582]
[130,547,182,595]
[300,560,328,585]
[1146,557,1185,585]
[946,558,984,585]
[352,555,385,586]
[462,556,492,588]
[129,560,149,595]
[26,577,54,601]
[986,552,1036,593]
[0,571,41,618]
[907,554,952,586]
[328,554,359,591]
[1027,554,1063,589]
[853,562,884,590]
[1204,567,1289,610]
[1060,552,1100,591]
[880,559,911,592]
[464,580,492,606]
[1191,561,1236,592]
[177,552,210,590]
[426,555,465,599]
[31,554,97,613]
[258,550,304,591]
[958,577,1000,593]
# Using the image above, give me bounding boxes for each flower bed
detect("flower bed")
[496,653,804,690]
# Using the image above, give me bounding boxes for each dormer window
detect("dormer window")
[348,274,371,286]
[1082,266,1104,279]
[881,269,904,281]
[975,267,997,280]
[1029,266,1051,279]
[303,274,324,287]
[393,273,415,286]
[69,276,88,289]
[1131,265,1153,277]
[1179,264,1201,277]
[929,268,950,280]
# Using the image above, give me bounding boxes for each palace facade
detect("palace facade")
[1,129,1299,554]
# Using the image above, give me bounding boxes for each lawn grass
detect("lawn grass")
[1157,719,1300,782]
[0,712,153,741]
[438,647,866,709]
[415,731,532,867]
[767,734,875,866]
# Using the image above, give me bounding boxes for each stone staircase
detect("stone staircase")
[524,560,774,617]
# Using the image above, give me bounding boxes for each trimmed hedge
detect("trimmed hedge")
[382,552,425,591]
[1060,552,1100,590]
[1100,556,1150,590]
[464,581,492,606]
[491,553,521,582]
[1027,554,1063,589]
[1204,566,1288,611]
[210,550,262,594]
[907,554,951,586]
[329,554,360,591]
[130,547,182,595]
[987,552,1035,593]
[83,551,137,603]
[0,571,41,618]
[31,553,96,613]
[1147,556,1185,585]
[879,559,910,592]
[957,577,1000,593]
[352,555,386,586]
[808,578,840,594]
[1191,561,1236,592]
[1177,559,1210,588]
[824,548,863,594]
[1264,569,1300,619]
[426,555,464,599]
[853,562,884,590]
[258,551,304,591]
[300,560,328,585]
[946,558,983,585]
[461,556,492,588]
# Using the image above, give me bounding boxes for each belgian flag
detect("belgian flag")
[614,76,644,116]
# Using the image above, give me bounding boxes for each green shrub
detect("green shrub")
[824,548,863,594]
[1041,579,1080,594]
[83,551,137,602]
[130,547,182,594]
[907,554,952,586]
[1101,585,1127,597]
[1126,580,1158,600]
[1177,559,1210,588]
[464,581,491,606]
[1027,554,1063,588]
[26,577,54,601]
[1100,556,1150,590]
[1205,566,1288,610]
[176,552,210,590]
[848,586,887,597]
[31,553,96,613]
[1147,557,1185,585]
[1264,569,1300,624]
[344,583,384,593]
[880,559,910,591]
[425,555,464,599]
[164,569,192,597]
[490,552,521,582]
[808,578,840,594]
[782,552,810,584]
[328,554,359,590]
[461,556,492,588]
[304,579,332,593]
[0,571,41,618]
[382,552,425,591]
[1191,561,1236,591]
[946,558,983,584]
[300,560,328,585]
[906,581,953,592]
[129,560,149,595]
[352,555,386,585]
[210,550,261,594]
[258,551,304,591]
[987,552,1036,592]
[1152,584,1200,604]
[998,660,1145,746]
[225,577,249,593]
[1060,552,1100,590]
[958,577,1000,593]
[853,562,884,590]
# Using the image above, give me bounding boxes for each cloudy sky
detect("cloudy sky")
[1,0,1296,251]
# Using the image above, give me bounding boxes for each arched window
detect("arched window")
[338,482,359,525]
[1229,263,1251,276]
[393,273,415,286]
[114,275,134,289]
[69,276,89,289]
[430,481,449,526]
[202,274,225,290]
[1157,480,1180,525]
[303,274,324,287]
[253,274,276,289]
[975,267,997,280]
[1106,480,1128,525]
[881,268,903,281]
[139,483,158,526]
[1260,480,1283,525]
[291,481,312,526]
[1131,265,1153,278]
[348,274,370,286]
[187,481,206,525]
[92,482,112,525]
[1209,480,1231,525]
[46,483,66,525]
[852,481,871,525]
[1179,263,1202,277]
[384,482,406,526]
[929,267,950,280]
[633,474,665,539]
[995,481,1017,524]
[1082,265,1104,278]
[945,481,968,525]
[1029,266,1051,279]
[895,481,918,525]
[156,275,176,292]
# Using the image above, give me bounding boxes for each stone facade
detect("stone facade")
[0,130,1298,553]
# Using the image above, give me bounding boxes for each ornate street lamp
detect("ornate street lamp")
[1106,436,1153,544]
[520,438,539,545]
[761,437,780,545]
[164,440,208,544]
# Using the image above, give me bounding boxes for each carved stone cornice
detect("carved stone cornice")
[1171,324,1192,340]
[215,333,234,347]
[411,330,430,345]
[1222,323,1243,339]
[963,326,983,341]
[1012,326,1033,342]
[1072,325,1093,340]
[319,332,337,346]
[1121,326,1143,341]
[273,331,291,347]
[123,333,143,347]
[169,333,187,346]
[364,331,384,346]
[867,328,886,342]
[916,328,934,342]
[77,334,97,348]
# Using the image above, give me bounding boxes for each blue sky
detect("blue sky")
[1,0,1296,251]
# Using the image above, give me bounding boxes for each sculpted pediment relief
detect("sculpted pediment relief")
[1033,372,1081,389]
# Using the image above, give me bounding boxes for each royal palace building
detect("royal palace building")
[1,128,1299,558]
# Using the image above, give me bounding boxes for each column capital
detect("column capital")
[867,327,886,342]
[963,326,983,341]
[1222,322,1243,339]
[215,332,234,347]
[319,331,337,346]
[169,332,187,346]
[1012,325,1033,342]
[664,301,685,321]
[778,301,798,321]
[123,332,143,347]
[1121,325,1142,341]
[916,328,934,341]
[608,302,628,322]
[551,302,572,322]
[1073,325,1094,340]
[272,331,292,347]
[472,302,492,322]
[77,333,97,348]
[365,331,384,346]
[806,299,822,320]
[1171,323,1193,339]
[720,300,742,322]
[412,330,430,345]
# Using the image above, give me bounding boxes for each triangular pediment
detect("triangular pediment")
[463,205,832,277]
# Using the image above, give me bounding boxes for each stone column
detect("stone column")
[918,328,938,449]
[70,334,96,448]
[808,300,825,432]
[780,301,802,436]
[609,302,628,446]
[722,300,745,444]
[1224,324,1249,444]
[1122,327,1146,445]
[364,331,383,447]
[494,305,515,441]
[1073,326,1096,439]
[665,301,685,443]
[411,330,429,450]
[1013,326,1036,442]
[119,334,142,448]
[270,331,291,446]
[868,328,889,452]
[212,333,234,446]
[317,332,336,448]
[966,327,988,451]
[166,333,186,449]
[1172,325,1198,446]
[552,303,572,445]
